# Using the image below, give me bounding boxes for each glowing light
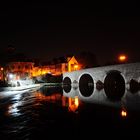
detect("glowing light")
[74,64,78,70]
[68,96,79,113]
[7,94,22,117]
[0,67,3,71]
[74,96,79,107]
[74,65,78,68]
[9,73,14,79]
[121,109,127,118]
[118,54,127,62]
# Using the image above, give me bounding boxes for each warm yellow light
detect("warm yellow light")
[68,97,79,113]
[74,65,78,71]
[121,109,127,117]
[74,65,78,68]
[74,96,79,107]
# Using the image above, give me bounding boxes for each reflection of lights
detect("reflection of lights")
[74,96,79,107]
[35,91,62,102]
[68,96,79,113]
[7,94,22,116]
[121,108,127,118]
[13,93,21,100]
[36,91,80,113]
[8,102,21,116]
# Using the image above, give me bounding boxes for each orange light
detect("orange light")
[118,55,127,62]
[121,109,127,117]
[74,65,78,70]
[68,97,79,113]
[74,65,78,68]
[74,96,79,107]
[1,67,3,71]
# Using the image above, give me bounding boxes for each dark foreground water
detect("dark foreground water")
[0,85,140,139]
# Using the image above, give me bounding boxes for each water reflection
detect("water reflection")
[66,82,140,110]
[35,91,62,103]
[1,84,140,139]
[35,87,80,113]
[36,85,131,117]
[5,83,140,120]
[63,96,79,113]
[7,94,22,117]
[120,107,127,118]
[38,83,140,113]
[8,102,21,116]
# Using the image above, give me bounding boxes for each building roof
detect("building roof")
[41,55,76,66]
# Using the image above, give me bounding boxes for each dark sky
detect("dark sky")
[0,1,140,65]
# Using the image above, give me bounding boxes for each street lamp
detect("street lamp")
[1,67,3,71]
[118,54,127,63]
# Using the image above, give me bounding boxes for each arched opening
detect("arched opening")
[63,77,72,93]
[79,74,94,97]
[104,71,125,101]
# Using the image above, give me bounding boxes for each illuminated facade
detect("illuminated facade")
[66,56,79,72]
[5,62,34,78]
[4,56,79,78]
[32,56,80,76]
[46,56,79,74]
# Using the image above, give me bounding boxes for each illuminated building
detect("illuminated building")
[32,56,80,76]
[4,62,34,86]
[5,62,34,76]
[4,56,80,81]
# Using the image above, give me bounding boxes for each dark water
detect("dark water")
[0,86,140,139]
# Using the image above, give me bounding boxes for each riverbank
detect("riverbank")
[41,82,62,87]
[0,84,43,99]
[0,84,41,91]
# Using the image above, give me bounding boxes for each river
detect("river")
[0,85,140,139]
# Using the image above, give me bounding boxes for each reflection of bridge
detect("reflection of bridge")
[62,62,140,111]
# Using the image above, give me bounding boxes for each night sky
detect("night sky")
[0,1,140,65]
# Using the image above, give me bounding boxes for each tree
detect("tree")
[76,51,99,68]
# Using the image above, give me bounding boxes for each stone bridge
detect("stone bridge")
[62,62,140,111]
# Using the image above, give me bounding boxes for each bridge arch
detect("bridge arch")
[63,76,72,93]
[103,70,126,101]
[78,73,95,98]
